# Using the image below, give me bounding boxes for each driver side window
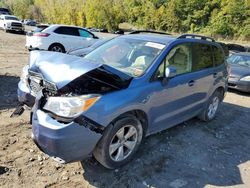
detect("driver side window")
[156,43,192,78]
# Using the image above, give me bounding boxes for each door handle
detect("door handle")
[213,73,218,78]
[188,80,195,87]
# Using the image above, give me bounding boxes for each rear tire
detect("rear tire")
[48,43,65,53]
[198,90,222,121]
[93,116,144,169]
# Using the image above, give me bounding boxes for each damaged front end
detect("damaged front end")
[29,51,132,162]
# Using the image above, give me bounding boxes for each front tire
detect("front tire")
[198,90,222,121]
[93,116,144,169]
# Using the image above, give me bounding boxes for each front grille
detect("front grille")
[11,22,22,27]
[29,76,43,95]
[28,70,58,96]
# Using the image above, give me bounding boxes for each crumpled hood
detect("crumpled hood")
[29,51,102,88]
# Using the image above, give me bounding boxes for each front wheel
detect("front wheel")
[198,90,222,121]
[93,116,144,169]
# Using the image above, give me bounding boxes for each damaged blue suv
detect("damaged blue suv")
[26,32,227,169]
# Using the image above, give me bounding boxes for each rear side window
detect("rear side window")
[213,46,225,66]
[54,27,80,36]
[192,43,213,71]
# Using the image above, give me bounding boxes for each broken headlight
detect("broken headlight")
[20,65,29,85]
[43,94,100,118]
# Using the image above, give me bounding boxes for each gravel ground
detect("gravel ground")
[0,30,250,188]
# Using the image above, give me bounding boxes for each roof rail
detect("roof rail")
[129,30,170,36]
[177,34,215,42]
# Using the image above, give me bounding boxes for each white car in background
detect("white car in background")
[0,14,24,33]
[25,24,99,53]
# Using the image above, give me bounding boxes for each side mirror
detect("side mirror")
[165,66,177,78]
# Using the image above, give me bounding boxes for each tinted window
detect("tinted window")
[213,46,224,66]
[155,43,192,78]
[54,27,79,36]
[4,16,19,21]
[192,43,213,71]
[79,29,93,38]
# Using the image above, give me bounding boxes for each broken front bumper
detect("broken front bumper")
[17,80,35,107]
[32,110,102,163]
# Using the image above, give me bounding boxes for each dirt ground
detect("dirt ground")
[0,30,250,188]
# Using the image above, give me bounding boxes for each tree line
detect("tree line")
[0,0,249,39]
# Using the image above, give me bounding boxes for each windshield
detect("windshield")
[227,54,250,68]
[84,38,165,77]
[5,16,19,21]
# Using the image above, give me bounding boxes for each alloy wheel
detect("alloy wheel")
[51,46,63,52]
[109,125,138,162]
[207,96,219,119]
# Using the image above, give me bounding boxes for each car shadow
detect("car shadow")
[228,88,250,97]
[5,30,26,35]
[81,101,250,187]
[0,75,19,110]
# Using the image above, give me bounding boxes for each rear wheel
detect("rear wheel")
[93,116,143,169]
[48,43,65,53]
[198,90,222,121]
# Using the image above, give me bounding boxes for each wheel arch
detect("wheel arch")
[109,109,149,136]
[215,86,226,101]
[48,42,65,52]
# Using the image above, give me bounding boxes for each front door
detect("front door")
[148,43,201,133]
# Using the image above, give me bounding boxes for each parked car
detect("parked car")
[24,19,37,26]
[227,43,250,54]
[25,24,99,53]
[67,38,111,57]
[114,30,124,35]
[0,8,11,15]
[227,52,250,92]
[19,32,227,169]
[0,14,24,33]
[26,24,49,38]
[100,28,108,33]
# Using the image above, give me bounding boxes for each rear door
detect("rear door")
[190,42,215,106]
[53,26,82,51]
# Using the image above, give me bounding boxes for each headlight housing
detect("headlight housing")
[43,95,100,118]
[20,65,29,84]
[240,76,250,81]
